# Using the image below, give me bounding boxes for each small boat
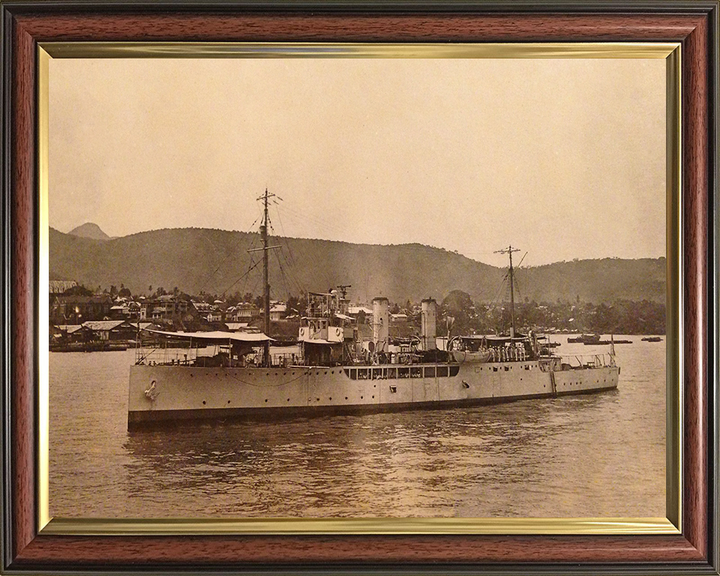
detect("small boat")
[536,334,561,349]
[50,341,129,352]
[568,333,601,344]
[641,336,663,342]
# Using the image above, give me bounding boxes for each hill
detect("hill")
[49,227,666,304]
[68,222,110,241]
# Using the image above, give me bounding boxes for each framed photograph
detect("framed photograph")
[1,1,717,574]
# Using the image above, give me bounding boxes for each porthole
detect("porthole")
[202,401,206,405]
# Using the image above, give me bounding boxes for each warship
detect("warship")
[128,191,619,428]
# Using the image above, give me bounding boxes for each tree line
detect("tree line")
[59,284,666,335]
[439,290,666,336]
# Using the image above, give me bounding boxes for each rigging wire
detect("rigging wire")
[491,272,509,308]
[274,248,304,297]
[511,252,530,306]
[216,195,271,300]
[194,190,411,303]
[272,203,306,295]
[514,275,523,303]
[196,232,227,295]
[229,263,261,298]
[198,222,264,297]
[221,257,263,296]
[280,246,304,293]
[273,203,297,267]
[271,201,349,240]
[273,248,292,300]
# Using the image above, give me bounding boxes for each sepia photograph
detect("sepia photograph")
[47,51,667,520]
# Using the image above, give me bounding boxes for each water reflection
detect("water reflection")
[121,391,630,518]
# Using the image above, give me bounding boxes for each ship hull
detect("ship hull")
[128,361,619,428]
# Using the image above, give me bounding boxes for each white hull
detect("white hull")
[128,360,619,428]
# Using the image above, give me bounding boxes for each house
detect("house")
[127,301,141,319]
[192,301,212,316]
[226,302,259,322]
[109,298,141,320]
[141,295,196,323]
[109,305,129,319]
[348,305,373,324]
[269,303,287,321]
[191,301,224,322]
[206,310,223,323]
[51,324,89,344]
[348,305,373,316]
[50,294,113,324]
[81,320,136,341]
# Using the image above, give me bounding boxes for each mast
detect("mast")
[495,245,521,337]
[258,188,275,366]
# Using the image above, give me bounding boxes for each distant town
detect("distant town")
[49,278,666,351]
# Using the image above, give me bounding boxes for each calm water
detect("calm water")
[49,337,665,518]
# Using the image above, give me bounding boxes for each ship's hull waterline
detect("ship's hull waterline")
[128,361,619,428]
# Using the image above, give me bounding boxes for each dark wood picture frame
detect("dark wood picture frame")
[1,1,717,573]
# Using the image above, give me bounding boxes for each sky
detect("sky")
[48,56,666,267]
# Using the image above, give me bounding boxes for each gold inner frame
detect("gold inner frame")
[36,42,683,536]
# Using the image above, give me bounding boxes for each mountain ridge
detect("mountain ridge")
[49,226,666,304]
[67,222,111,241]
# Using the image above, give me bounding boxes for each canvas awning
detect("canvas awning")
[457,334,529,343]
[142,328,273,343]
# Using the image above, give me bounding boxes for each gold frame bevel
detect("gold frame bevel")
[37,41,682,537]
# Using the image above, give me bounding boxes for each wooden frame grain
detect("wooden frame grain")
[1,1,717,573]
